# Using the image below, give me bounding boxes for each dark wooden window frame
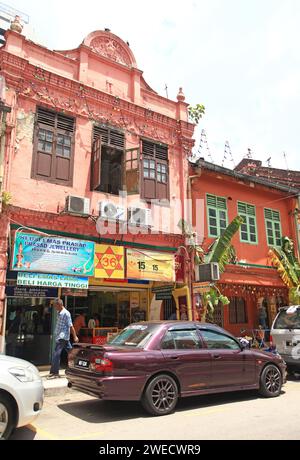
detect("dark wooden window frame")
[141,139,169,201]
[31,107,75,186]
[229,297,248,324]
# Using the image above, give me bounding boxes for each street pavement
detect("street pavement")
[11,376,300,440]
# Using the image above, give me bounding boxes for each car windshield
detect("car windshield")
[273,307,300,330]
[108,324,158,348]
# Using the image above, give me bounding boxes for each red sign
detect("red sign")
[175,254,185,283]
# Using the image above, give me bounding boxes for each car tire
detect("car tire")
[0,394,15,440]
[258,364,282,398]
[141,374,178,416]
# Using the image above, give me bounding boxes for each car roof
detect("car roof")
[130,321,235,337]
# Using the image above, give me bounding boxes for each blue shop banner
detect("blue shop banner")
[12,232,95,277]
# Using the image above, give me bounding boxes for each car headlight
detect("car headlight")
[9,366,41,383]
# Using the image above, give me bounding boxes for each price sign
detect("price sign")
[127,249,175,282]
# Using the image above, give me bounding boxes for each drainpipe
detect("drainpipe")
[295,195,300,259]
[0,103,11,210]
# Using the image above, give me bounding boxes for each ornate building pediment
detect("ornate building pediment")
[83,30,137,69]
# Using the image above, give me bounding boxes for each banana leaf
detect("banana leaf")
[205,215,244,273]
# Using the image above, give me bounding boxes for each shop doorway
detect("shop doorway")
[162,297,176,320]
[5,298,54,365]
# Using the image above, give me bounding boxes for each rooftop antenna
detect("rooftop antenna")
[222,140,235,168]
[164,84,168,99]
[196,129,214,163]
[246,147,253,159]
[283,151,292,183]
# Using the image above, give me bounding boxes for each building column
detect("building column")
[0,213,9,353]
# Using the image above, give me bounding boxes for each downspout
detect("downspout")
[295,195,300,259]
[186,173,199,320]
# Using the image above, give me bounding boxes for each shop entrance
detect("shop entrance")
[65,288,148,330]
[5,297,54,365]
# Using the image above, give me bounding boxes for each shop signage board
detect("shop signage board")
[193,282,211,294]
[17,272,89,289]
[152,285,174,300]
[12,232,95,276]
[127,249,175,282]
[61,288,88,297]
[94,244,125,279]
[5,285,58,298]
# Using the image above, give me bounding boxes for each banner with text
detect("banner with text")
[12,232,95,276]
[17,272,89,289]
[127,249,175,282]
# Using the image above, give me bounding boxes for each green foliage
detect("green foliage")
[205,215,244,272]
[188,104,205,124]
[202,287,230,322]
[1,191,12,207]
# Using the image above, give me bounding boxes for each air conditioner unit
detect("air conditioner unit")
[65,195,90,215]
[128,207,152,227]
[195,262,220,282]
[99,201,126,221]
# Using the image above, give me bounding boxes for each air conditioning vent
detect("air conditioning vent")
[99,201,126,221]
[195,262,220,282]
[128,207,152,227]
[65,196,90,215]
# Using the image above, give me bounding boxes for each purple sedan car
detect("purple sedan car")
[66,321,286,416]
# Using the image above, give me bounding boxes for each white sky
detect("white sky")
[5,0,300,170]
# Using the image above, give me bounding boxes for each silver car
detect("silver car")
[271,305,300,375]
[0,354,44,439]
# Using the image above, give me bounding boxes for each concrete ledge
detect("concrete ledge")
[40,370,74,397]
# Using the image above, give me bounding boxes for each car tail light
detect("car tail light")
[90,357,113,374]
[269,334,273,346]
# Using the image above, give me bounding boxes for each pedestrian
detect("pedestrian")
[258,303,268,329]
[47,298,79,379]
[73,310,86,335]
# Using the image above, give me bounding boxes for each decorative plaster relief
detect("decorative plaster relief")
[90,37,131,67]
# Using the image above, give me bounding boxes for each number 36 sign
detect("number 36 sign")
[126,249,175,282]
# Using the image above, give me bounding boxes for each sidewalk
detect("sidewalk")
[40,369,73,397]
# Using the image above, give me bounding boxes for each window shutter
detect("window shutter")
[238,202,247,214]
[125,147,140,194]
[207,194,217,208]
[37,107,56,128]
[93,125,124,148]
[57,113,75,133]
[91,136,102,191]
[141,140,169,200]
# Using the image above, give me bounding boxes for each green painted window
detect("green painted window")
[264,208,282,247]
[206,194,228,237]
[237,202,257,244]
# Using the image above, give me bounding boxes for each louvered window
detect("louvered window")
[237,201,258,244]
[264,208,282,247]
[32,107,75,185]
[206,194,228,237]
[93,125,125,149]
[141,140,169,200]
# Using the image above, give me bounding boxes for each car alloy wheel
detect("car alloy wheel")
[259,364,282,398]
[142,374,178,416]
[0,402,9,439]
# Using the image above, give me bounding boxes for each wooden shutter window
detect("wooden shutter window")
[91,136,102,191]
[93,125,124,149]
[125,147,140,194]
[141,140,169,201]
[32,107,75,185]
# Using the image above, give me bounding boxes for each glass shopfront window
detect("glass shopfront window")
[5,297,54,365]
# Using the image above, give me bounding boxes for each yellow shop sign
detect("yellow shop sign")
[127,249,175,282]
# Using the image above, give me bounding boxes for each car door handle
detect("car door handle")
[213,354,222,360]
[170,356,179,360]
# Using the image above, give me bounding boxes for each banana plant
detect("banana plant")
[205,215,244,272]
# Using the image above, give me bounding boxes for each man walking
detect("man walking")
[47,298,79,379]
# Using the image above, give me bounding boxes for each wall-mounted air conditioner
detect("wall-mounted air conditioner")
[99,201,126,221]
[65,195,90,216]
[128,207,152,227]
[195,262,220,282]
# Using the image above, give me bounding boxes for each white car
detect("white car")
[0,354,44,439]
